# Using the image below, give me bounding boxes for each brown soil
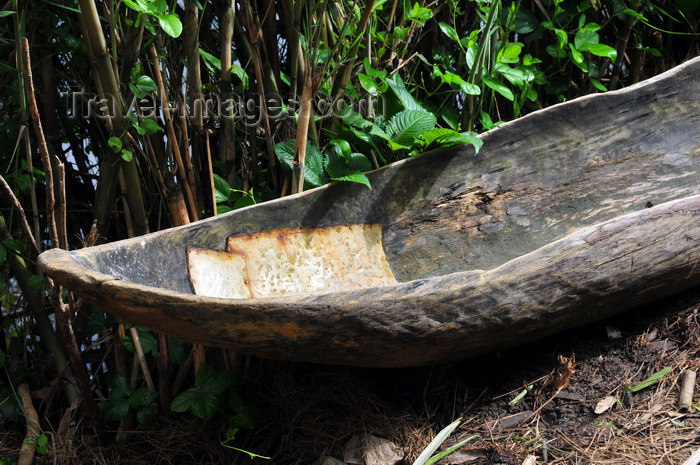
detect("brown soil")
[2,288,700,465]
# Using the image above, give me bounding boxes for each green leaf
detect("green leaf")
[27,275,44,292]
[341,111,373,129]
[362,57,387,79]
[99,398,130,421]
[121,150,134,162]
[123,327,157,354]
[438,22,460,42]
[229,64,248,89]
[234,404,258,429]
[568,44,588,72]
[128,387,156,408]
[584,43,617,60]
[574,29,599,50]
[2,238,22,253]
[422,129,483,153]
[554,28,568,48]
[108,136,122,152]
[590,78,608,92]
[546,44,567,58]
[358,73,379,95]
[385,110,436,147]
[167,337,185,365]
[158,13,183,38]
[273,140,328,188]
[136,403,158,425]
[199,48,222,73]
[513,8,537,34]
[413,418,463,465]
[232,194,256,210]
[330,172,372,188]
[213,173,232,203]
[420,128,457,147]
[0,350,5,370]
[328,139,352,156]
[0,11,16,17]
[625,367,672,393]
[433,67,480,95]
[130,75,157,98]
[191,390,221,419]
[483,77,514,101]
[139,119,162,135]
[123,0,149,13]
[110,376,132,399]
[171,387,199,412]
[494,64,530,87]
[425,437,473,465]
[386,74,424,111]
[196,365,234,396]
[324,151,372,189]
[500,42,523,61]
[622,8,648,21]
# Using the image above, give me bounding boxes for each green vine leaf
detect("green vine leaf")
[483,77,514,101]
[385,109,437,147]
[158,13,183,38]
[273,139,328,188]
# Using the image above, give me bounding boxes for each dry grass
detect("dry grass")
[2,295,699,464]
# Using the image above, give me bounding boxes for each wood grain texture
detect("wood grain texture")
[39,57,700,367]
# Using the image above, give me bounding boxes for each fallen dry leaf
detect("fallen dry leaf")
[553,354,577,391]
[594,395,617,414]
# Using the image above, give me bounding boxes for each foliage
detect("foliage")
[99,376,159,425]
[0,0,697,460]
[23,433,50,455]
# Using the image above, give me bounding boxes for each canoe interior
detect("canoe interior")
[69,57,700,294]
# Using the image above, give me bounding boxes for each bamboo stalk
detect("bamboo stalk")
[21,38,59,250]
[17,383,40,465]
[330,0,375,99]
[165,180,206,373]
[166,184,190,226]
[0,217,80,407]
[679,370,696,412]
[242,0,278,192]
[129,326,156,393]
[57,163,68,250]
[219,0,237,184]
[21,37,101,426]
[292,70,314,194]
[148,44,199,221]
[21,129,41,245]
[157,334,172,412]
[78,0,150,237]
[0,174,40,257]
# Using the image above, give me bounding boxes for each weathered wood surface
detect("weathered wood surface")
[39,57,700,367]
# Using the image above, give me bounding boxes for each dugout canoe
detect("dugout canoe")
[39,57,700,367]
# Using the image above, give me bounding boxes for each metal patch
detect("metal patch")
[187,247,252,299]
[187,224,397,298]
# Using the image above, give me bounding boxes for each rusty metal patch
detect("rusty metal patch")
[187,247,252,299]
[188,224,397,298]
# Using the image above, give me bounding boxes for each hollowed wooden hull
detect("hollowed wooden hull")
[39,57,700,367]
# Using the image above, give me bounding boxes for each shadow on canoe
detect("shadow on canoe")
[39,57,700,367]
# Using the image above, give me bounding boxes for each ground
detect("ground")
[2,287,700,464]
